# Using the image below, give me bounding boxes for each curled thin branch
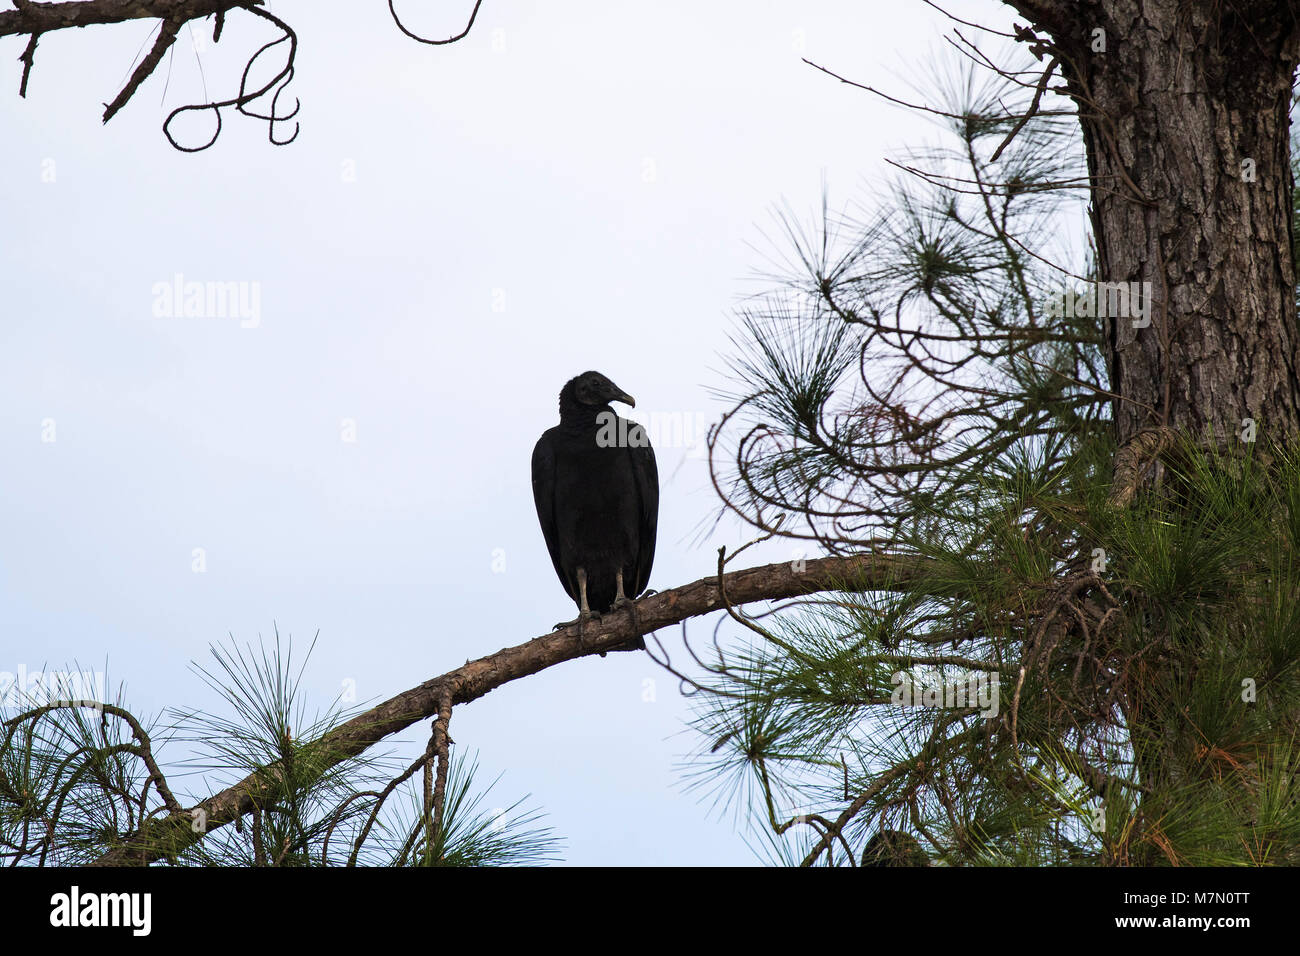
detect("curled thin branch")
[163,6,299,151]
[389,0,484,45]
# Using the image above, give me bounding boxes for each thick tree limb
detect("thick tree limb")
[1107,426,1179,508]
[89,551,936,866]
[0,0,243,38]
[1106,427,1276,508]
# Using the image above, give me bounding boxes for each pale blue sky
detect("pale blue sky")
[1,0,1001,864]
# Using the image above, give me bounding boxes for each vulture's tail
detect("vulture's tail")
[607,635,647,653]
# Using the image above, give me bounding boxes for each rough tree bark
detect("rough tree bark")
[1003,0,1300,814]
[0,0,238,36]
[1007,0,1300,450]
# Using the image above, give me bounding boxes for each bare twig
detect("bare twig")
[17,32,38,96]
[102,18,182,123]
[989,55,1058,162]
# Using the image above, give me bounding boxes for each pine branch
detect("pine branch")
[88,551,938,866]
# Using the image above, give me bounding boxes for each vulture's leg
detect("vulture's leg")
[613,569,634,614]
[608,569,647,653]
[553,567,600,636]
[579,568,592,615]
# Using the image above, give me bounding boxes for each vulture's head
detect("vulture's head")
[561,371,636,410]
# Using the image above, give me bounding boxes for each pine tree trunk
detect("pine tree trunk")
[1006,0,1300,835]
[1012,0,1300,448]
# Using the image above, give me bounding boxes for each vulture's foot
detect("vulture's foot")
[607,595,647,654]
[554,609,600,643]
[557,610,600,653]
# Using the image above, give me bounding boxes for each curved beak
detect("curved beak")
[614,391,636,408]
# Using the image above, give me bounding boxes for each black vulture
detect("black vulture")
[531,371,658,652]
